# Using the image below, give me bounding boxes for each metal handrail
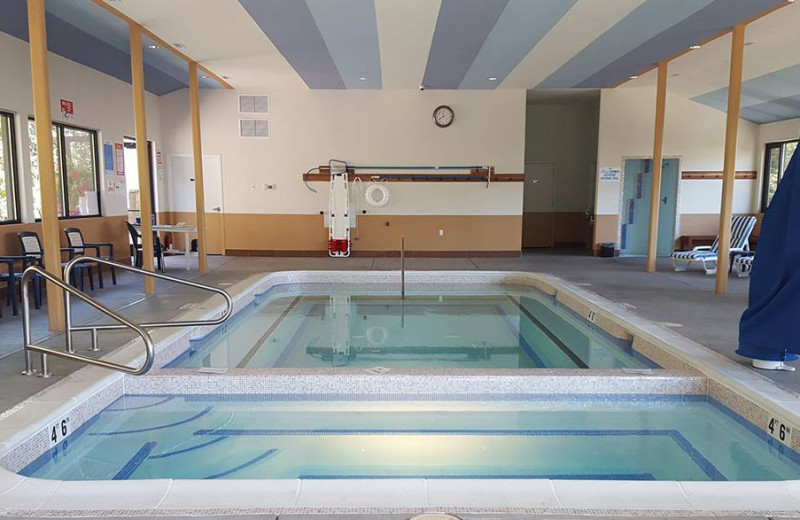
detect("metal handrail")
[400,235,405,300]
[21,266,154,377]
[21,257,233,378]
[63,257,233,354]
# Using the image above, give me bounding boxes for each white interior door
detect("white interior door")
[167,155,225,254]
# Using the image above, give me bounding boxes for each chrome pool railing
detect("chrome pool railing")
[400,235,405,299]
[22,257,233,378]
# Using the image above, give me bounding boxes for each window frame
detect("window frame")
[761,139,798,212]
[29,118,102,220]
[0,110,22,225]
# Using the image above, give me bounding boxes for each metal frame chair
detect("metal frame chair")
[64,227,117,287]
[17,231,96,291]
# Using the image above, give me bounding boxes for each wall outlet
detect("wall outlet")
[264,183,277,190]
[439,229,444,237]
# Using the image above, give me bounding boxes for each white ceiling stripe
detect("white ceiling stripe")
[375,0,441,89]
[500,0,644,89]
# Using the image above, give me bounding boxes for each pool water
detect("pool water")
[21,395,800,481]
[167,285,654,369]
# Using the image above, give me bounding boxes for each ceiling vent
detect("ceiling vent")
[240,119,270,139]
[239,95,269,114]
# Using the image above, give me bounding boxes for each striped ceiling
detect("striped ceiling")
[0,0,223,95]
[238,0,784,90]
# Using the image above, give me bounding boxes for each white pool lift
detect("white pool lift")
[327,160,351,257]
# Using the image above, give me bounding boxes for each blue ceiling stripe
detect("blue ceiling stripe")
[576,0,784,88]
[422,0,509,90]
[539,0,714,89]
[306,0,381,89]
[739,95,800,124]
[460,0,576,90]
[693,63,800,124]
[0,0,185,95]
[238,0,345,89]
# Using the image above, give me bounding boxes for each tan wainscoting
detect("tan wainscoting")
[159,211,226,255]
[0,216,130,261]
[522,212,592,249]
[592,214,619,254]
[223,214,522,256]
[679,212,763,240]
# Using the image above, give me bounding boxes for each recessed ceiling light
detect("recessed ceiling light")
[359,77,367,81]
[689,45,701,50]
[629,75,638,79]
[488,77,498,81]
[147,44,159,49]
[201,75,210,79]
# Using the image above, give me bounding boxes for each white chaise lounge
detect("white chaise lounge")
[672,215,757,275]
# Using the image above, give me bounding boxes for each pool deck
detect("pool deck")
[0,250,785,415]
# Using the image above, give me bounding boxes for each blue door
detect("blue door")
[620,158,678,256]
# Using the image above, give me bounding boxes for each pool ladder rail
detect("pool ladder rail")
[20,256,234,378]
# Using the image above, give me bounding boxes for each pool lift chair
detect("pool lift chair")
[327,160,351,257]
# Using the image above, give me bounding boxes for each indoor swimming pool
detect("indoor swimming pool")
[166,285,654,370]
[20,395,800,482]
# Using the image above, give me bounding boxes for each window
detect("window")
[28,120,100,218]
[762,139,798,211]
[0,111,20,223]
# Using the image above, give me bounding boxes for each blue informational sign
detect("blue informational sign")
[103,142,114,173]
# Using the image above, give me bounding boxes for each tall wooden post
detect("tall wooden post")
[27,0,64,330]
[715,24,746,294]
[130,25,156,293]
[189,62,208,273]
[645,62,669,273]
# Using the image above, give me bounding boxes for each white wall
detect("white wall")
[524,101,599,213]
[595,87,760,218]
[159,88,525,216]
[0,32,163,221]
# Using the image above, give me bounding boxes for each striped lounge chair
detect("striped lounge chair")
[734,252,755,278]
[672,215,757,275]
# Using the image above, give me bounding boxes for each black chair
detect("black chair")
[64,227,117,288]
[0,255,43,316]
[17,231,96,292]
[125,222,165,272]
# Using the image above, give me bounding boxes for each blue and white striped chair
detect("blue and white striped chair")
[734,252,755,278]
[672,215,757,275]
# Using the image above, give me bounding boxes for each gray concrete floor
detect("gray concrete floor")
[0,250,792,415]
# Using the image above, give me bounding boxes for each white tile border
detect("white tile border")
[0,270,798,516]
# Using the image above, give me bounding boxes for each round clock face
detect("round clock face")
[433,105,454,127]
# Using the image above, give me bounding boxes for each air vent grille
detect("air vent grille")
[239,95,269,114]
[240,119,270,139]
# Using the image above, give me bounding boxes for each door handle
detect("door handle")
[661,196,668,204]
[212,206,221,212]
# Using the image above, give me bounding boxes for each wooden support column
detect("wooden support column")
[188,62,208,273]
[645,62,669,273]
[130,25,156,294]
[27,0,64,331]
[715,24,746,294]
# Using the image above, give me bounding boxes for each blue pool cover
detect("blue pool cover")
[738,135,800,361]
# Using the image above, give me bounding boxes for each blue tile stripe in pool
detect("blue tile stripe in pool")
[113,442,157,480]
[299,473,657,480]
[148,436,229,460]
[89,406,212,436]
[204,448,279,479]
[506,295,589,368]
[105,396,175,412]
[493,304,547,367]
[193,427,725,481]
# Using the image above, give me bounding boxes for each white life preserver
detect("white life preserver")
[365,183,390,208]
[366,326,390,345]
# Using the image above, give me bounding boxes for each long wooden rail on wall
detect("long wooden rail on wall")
[681,170,757,180]
[305,166,524,183]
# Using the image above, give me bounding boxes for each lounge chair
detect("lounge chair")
[734,252,755,278]
[671,215,757,275]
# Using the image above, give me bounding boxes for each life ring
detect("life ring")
[366,326,390,345]
[365,183,390,208]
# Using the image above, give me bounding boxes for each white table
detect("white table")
[134,224,198,270]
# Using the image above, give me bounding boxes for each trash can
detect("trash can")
[599,243,616,258]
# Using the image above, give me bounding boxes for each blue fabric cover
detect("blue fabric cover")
[738,141,800,361]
